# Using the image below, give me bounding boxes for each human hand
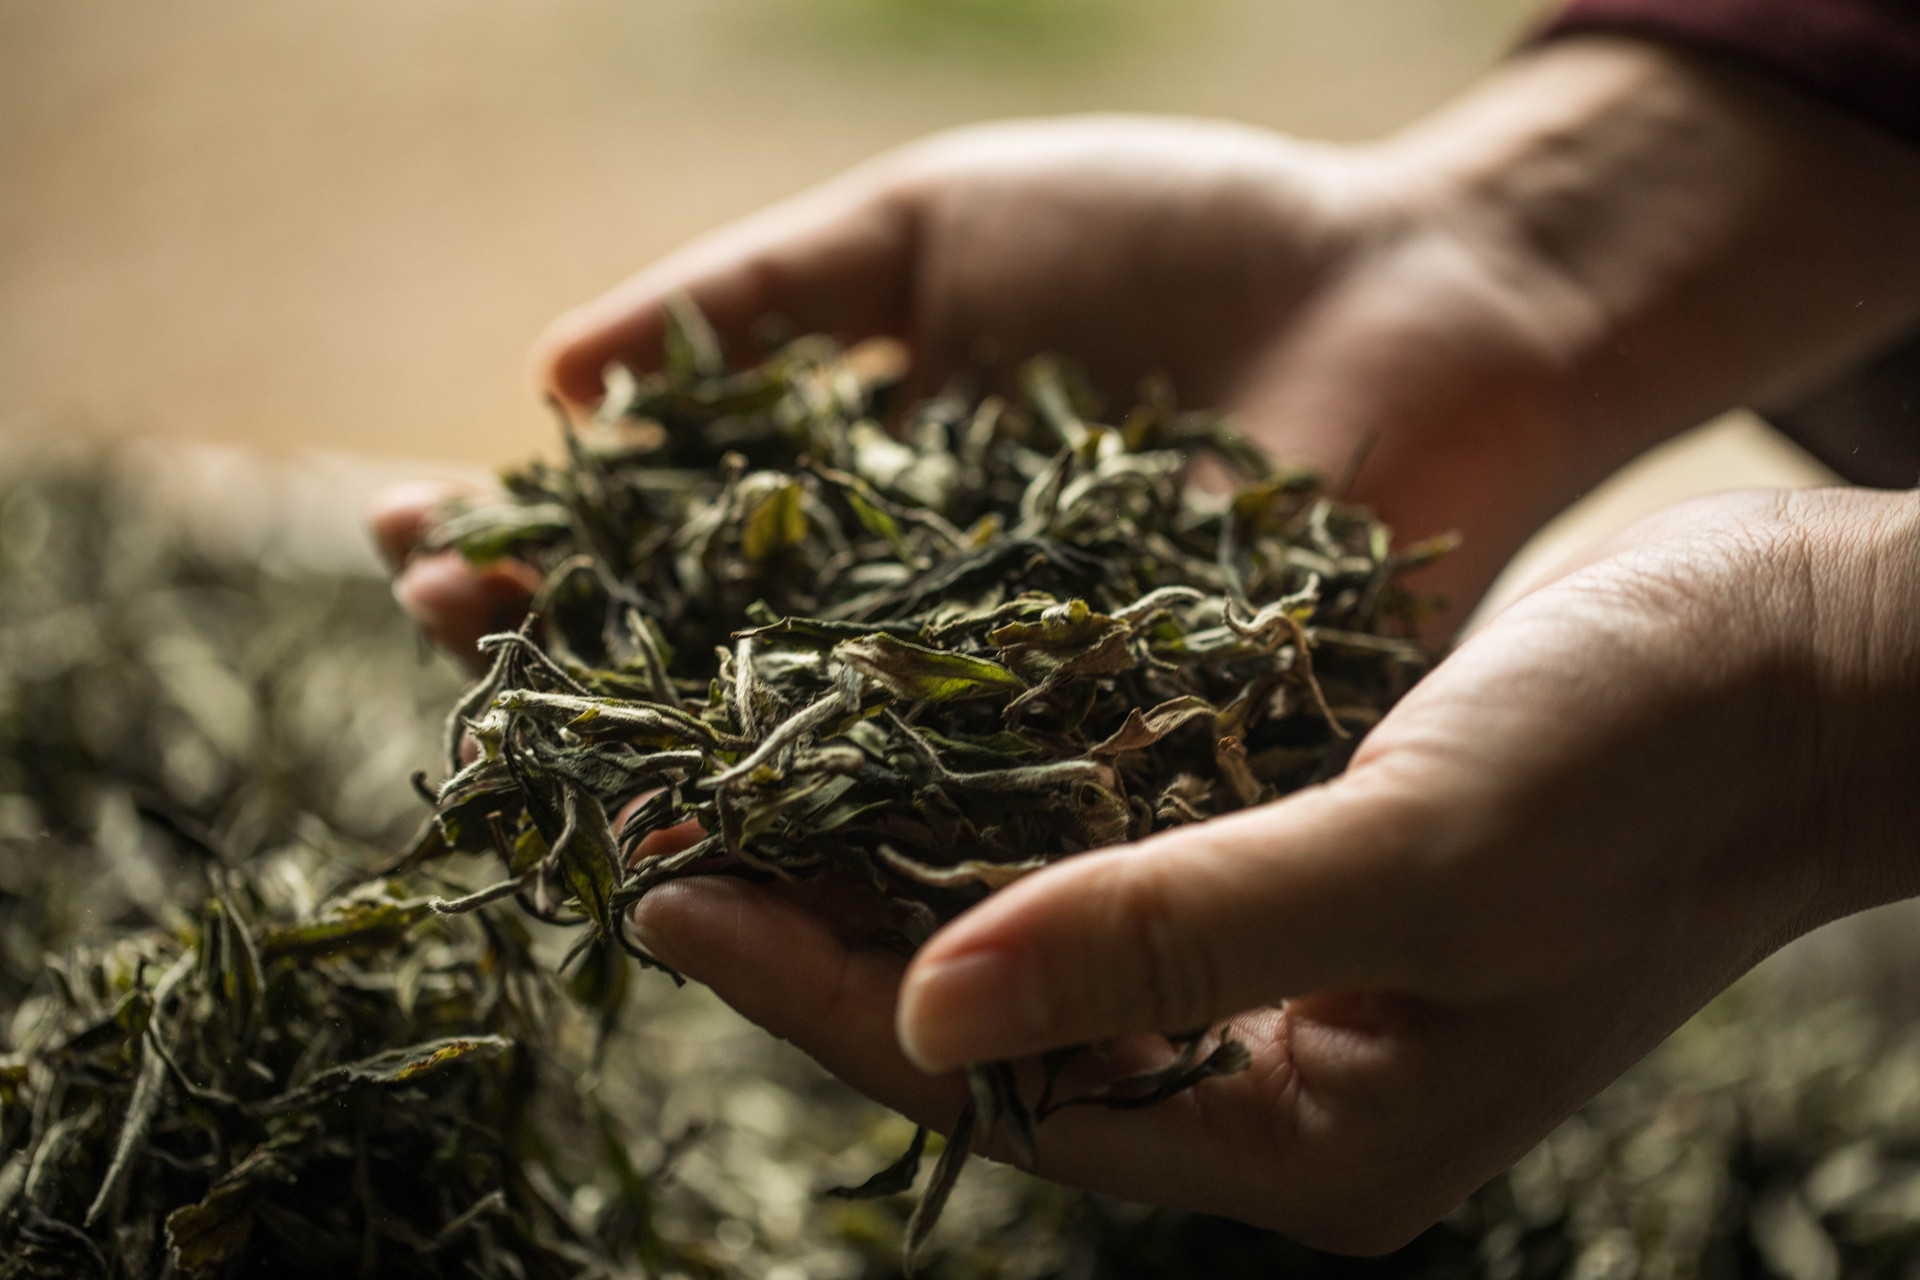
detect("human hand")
[377,33,1920,657]
[624,484,1920,1251]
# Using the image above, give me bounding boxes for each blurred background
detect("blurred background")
[3,0,1548,465]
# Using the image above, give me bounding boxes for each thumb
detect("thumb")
[894,767,1443,1073]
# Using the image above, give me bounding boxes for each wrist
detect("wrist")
[1698,487,1920,932]
[1384,34,1920,460]
[1800,487,1920,914]
[1524,487,1920,958]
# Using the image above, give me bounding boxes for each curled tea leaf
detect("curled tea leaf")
[833,634,1028,704]
[826,1126,929,1201]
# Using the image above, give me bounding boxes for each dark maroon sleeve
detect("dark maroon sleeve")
[1539,0,1920,142]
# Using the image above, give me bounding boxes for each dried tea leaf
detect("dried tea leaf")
[1089,695,1216,756]
[261,1035,511,1110]
[826,1126,929,1201]
[876,844,1048,891]
[833,634,1028,704]
[905,1098,976,1275]
[741,478,809,562]
[164,1127,310,1274]
[1046,1033,1253,1115]
[258,891,435,960]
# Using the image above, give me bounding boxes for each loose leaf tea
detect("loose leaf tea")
[0,450,695,1279]
[417,301,1449,1259]
[0,874,642,1279]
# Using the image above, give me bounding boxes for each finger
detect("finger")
[531,166,920,408]
[623,817,703,867]
[625,877,1309,1214]
[895,764,1450,1073]
[628,877,965,1123]
[392,550,541,670]
[366,478,480,570]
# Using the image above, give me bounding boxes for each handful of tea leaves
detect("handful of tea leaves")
[419,302,1449,1258]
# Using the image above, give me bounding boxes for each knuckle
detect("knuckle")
[527,312,597,397]
[1101,857,1219,1033]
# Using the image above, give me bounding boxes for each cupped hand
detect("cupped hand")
[626,485,1920,1252]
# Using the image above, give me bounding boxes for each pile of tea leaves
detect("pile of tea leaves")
[0,446,697,1279]
[4,872,631,1279]
[415,302,1447,1253]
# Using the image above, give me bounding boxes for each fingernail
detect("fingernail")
[896,948,1049,1073]
[390,556,445,623]
[366,478,463,568]
[626,878,740,977]
[627,902,685,973]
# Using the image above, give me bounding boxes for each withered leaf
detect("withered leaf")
[259,892,435,961]
[164,1119,317,1274]
[258,1035,511,1112]
[826,1126,928,1200]
[833,633,1028,704]
[905,1099,976,1275]
[876,843,1047,891]
[1089,695,1216,756]
[1043,1032,1252,1116]
[741,478,808,562]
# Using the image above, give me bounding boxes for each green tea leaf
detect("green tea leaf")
[833,634,1027,703]
[259,893,435,962]
[258,1036,512,1111]
[742,478,808,562]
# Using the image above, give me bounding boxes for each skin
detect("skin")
[370,33,1920,1253]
